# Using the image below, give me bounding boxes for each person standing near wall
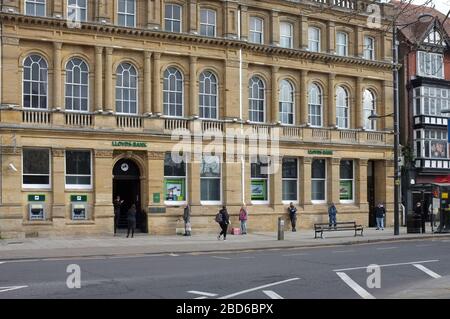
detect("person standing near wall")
[328,203,337,229]
[288,203,298,232]
[127,204,137,238]
[375,203,386,230]
[183,204,192,236]
[113,195,124,235]
[239,204,248,235]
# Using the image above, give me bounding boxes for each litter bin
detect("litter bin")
[406,213,422,234]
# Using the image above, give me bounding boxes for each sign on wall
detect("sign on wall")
[308,150,333,155]
[153,193,161,204]
[112,141,147,148]
[28,195,45,202]
[71,195,87,202]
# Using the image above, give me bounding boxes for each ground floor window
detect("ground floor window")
[200,155,221,203]
[22,148,50,188]
[65,150,92,189]
[282,157,298,202]
[340,160,354,202]
[251,156,269,203]
[164,152,187,203]
[312,159,326,202]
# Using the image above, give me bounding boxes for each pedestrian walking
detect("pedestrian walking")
[127,204,137,238]
[328,203,337,229]
[375,203,386,230]
[414,201,426,234]
[239,204,248,235]
[216,206,230,240]
[113,195,124,235]
[183,204,192,236]
[288,203,298,232]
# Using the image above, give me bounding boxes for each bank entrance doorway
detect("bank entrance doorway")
[113,158,147,233]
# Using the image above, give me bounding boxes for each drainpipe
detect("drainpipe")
[238,8,245,204]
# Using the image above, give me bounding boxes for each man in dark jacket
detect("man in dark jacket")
[414,201,426,233]
[375,203,386,230]
[183,205,191,236]
[113,195,124,235]
[217,206,230,240]
[328,203,337,229]
[288,203,298,232]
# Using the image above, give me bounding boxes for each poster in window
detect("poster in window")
[340,181,353,201]
[251,180,267,201]
[431,141,447,158]
[164,179,185,201]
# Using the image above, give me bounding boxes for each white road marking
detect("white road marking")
[415,244,433,247]
[238,256,256,259]
[0,262,5,265]
[283,253,309,257]
[0,286,28,293]
[376,247,398,250]
[413,264,442,279]
[336,272,375,300]
[212,256,231,260]
[332,250,355,253]
[334,260,439,272]
[195,296,208,300]
[169,253,179,257]
[188,291,218,297]
[218,278,300,300]
[263,290,284,299]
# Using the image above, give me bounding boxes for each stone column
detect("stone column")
[188,160,200,206]
[271,156,282,207]
[327,21,336,54]
[329,158,341,205]
[355,26,364,58]
[240,5,249,41]
[355,77,363,129]
[358,159,368,206]
[144,51,152,115]
[189,56,198,118]
[301,157,312,206]
[104,47,113,112]
[328,73,336,127]
[189,0,198,34]
[224,59,241,119]
[53,42,63,110]
[148,151,165,206]
[52,148,66,219]
[271,10,280,46]
[153,53,162,115]
[382,80,394,131]
[224,156,244,207]
[271,66,279,123]
[300,16,309,50]
[93,150,114,227]
[300,70,308,125]
[95,46,103,111]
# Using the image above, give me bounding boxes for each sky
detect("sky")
[413,0,450,15]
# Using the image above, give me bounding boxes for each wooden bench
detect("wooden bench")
[314,222,364,239]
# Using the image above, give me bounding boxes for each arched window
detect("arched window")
[336,86,349,129]
[279,80,294,125]
[248,76,265,123]
[308,83,322,127]
[363,89,376,130]
[199,71,218,119]
[280,22,293,49]
[65,58,89,112]
[336,31,348,56]
[116,63,138,114]
[163,67,184,117]
[23,54,48,109]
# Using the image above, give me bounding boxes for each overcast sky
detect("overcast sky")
[413,0,450,15]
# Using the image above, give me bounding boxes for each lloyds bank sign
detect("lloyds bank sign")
[112,141,147,148]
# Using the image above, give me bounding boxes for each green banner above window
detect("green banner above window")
[308,150,333,155]
[112,141,147,148]
[70,195,87,202]
[28,195,45,202]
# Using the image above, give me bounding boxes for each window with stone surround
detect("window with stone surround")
[280,22,293,49]
[363,89,376,130]
[200,8,216,37]
[248,76,265,123]
[164,152,187,204]
[308,27,320,52]
[116,63,138,114]
[163,67,184,117]
[282,158,298,202]
[336,86,349,129]
[65,150,92,189]
[336,31,348,56]
[22,148,50,189]
[279,79,294,125]
[23,54,48,109]
[67,0,87,22]
[308,83,323,127]
[118,0,136,27]
[311,159,326,202]
[25,0,46,17]
[65,58,89,112]
[200,155,221,204]
[340,160,354,203]
[199,71,218,119]
[165,4,182,33]
[363,36,375,60]
[251,156,269,204]
[249,16,264,44]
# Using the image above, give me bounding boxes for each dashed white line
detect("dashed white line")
[336,272,375,300]
[212,256,232,260]
[0,286,28,293]
[218,278,300,300]
[169,253,179,257]
[376,247,398,250]
[263,290,284,299]
[413,264,442,279]
[195,296,208,300]
[283,253,309,257]
[332,250,355,254]
[334,260,439,272]
[188,291,218,297]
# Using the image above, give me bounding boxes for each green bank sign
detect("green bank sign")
[112,141,147,148]
[308,149,333,155]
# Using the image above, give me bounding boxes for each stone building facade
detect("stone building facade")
[0,0,395,238]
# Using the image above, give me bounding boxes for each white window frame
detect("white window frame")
[414,129,449,159]
[282,157,299,204]
[414,86,450,116]
[200,155,222,205]
[249,16,264,44]
[22,148,51,189]
[199,8,216,37]
[65,150,92,190]
[23,54,48,110]
[417,51,444,79]
[248,76,266,123]
[363,89,376,131]
[363,36,375,60]
[308,27,321,52]
[165,4,183,33]
[67,0,87,22]
[279,79,295,125]
[117,0,136,28]
[163,67,184,117]
[308,83,323,127]
[250,158,270,205]
[311,159,327,204]
[280,22,293,49]
[339,160,355,204]
[336,31,348,56]
[65,58,89,112]
[199,71,218,120]
[115,63,138,115]
[336,86,349,129]
[164,153,188,206]
[25,0,46,17]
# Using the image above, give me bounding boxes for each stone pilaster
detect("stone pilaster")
[53,42,63,110]
[52,148,66,219]
[328,73,336,127]
[189,56,198,118]
[300,16,309,50]
[94,46,103,111]
[329,158,341,204]
[301,157,312,206]
[93,150,114,218]
[271,66,279,123]
[358,159,369,206]
[148,151,165,206]
[189,0,198,34]
[355,26,364,58]
[144,51,152,115]
[153,53,162,115]
[240,5,248,41]
[327,21,336,54]
[271,10,280,46]
[355,77,363,129]
[104,47,113,112]
[300,70,308,125]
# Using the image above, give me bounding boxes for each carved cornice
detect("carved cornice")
[1,146,21,155]
[94,149,113,158]
[0,13,395,71]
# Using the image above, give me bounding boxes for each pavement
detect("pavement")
[1,225,449,261]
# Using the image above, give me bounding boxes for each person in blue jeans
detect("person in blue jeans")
[328,203,337,229]
[375,203,386,230]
